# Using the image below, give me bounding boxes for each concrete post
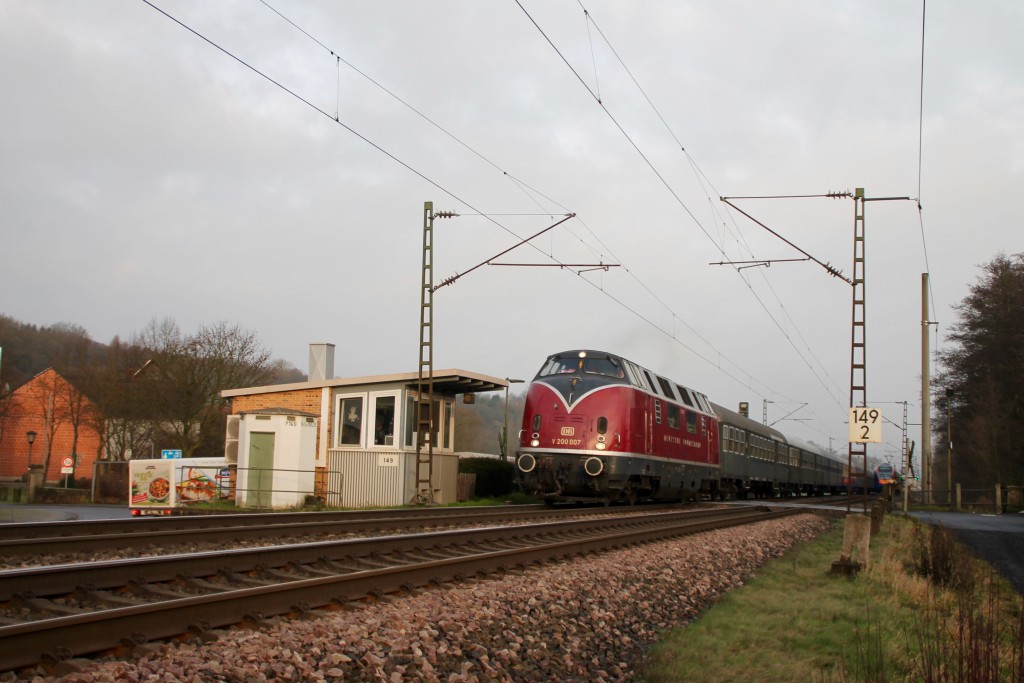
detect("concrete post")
[26,464,45,501]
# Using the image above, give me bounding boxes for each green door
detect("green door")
[248,431,275,508]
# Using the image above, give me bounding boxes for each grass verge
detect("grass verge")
[640,512,1024,683]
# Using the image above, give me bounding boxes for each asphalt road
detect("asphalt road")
[0,503,132,524]
[911,510,1024,595]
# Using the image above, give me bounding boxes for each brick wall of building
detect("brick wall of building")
[229,389,331,494]
[0,369,103,483]
[230,389,322,417]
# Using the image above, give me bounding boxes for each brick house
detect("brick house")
[0,368,104,485]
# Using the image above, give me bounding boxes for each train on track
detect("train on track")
[844,463,903,495]
[514,349,846,504]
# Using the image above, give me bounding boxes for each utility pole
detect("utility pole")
[413,201,437,505]
[921,273,932,506]
[848,189,868,513]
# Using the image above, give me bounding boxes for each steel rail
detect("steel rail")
[0,507,794,671]
[0,504,674,557]
[0,508,740,600]
[0,504,552,540]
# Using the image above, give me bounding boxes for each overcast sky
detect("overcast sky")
[2,1,1020,465]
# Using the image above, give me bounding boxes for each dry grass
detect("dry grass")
[640,512,1024,683]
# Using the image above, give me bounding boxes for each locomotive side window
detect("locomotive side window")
[675,384,695,408]
[624,361,647,389]
[643,369,657,393]
[686,410,697,434]
[666,404,680,429]
[656,376,676,399]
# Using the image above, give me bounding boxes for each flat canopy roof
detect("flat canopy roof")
[222,368,509,399]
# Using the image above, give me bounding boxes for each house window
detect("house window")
[372,394,397,447]
[337,396,364,446]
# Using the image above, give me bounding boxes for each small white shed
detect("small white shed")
[235,408,318,509]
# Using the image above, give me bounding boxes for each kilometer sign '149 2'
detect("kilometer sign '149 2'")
[849,407,882,443]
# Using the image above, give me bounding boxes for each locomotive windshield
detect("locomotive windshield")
[537,353,624,379]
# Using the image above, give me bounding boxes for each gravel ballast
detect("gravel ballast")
[14,513,832,683]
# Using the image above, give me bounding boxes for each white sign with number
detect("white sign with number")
[849,407,882,443]
[61,456,75,474]
[377,453,399,468]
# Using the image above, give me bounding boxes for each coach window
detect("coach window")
[337,395,365,447]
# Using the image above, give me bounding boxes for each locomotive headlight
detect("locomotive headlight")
[530,439,540,447]
[595,442,606,451]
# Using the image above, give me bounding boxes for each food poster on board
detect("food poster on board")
[175,461,231,504]
[129,459,175,508]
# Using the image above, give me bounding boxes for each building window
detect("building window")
[338,396,364,446]
[372,395,397,447]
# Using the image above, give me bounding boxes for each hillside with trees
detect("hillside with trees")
[0,315,306,460]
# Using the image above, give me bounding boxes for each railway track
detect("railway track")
[0,505,795,671]
[0,503,674,559]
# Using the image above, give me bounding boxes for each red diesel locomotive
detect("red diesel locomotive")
[514,349,719,504]
[514,349,845,504]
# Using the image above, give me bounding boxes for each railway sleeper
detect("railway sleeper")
[127,580,190,600]
[72,586,143,609]
[11,595,88,617]
[217,569,272,588]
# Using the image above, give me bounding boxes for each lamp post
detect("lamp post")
[26,430,36,465]
[501,378,524,461]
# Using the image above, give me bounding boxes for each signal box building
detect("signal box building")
[222,343,506,508]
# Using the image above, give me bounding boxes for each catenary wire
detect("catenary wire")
[250,0,806,402]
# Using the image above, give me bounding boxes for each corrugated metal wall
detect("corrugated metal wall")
[325,449,458,507]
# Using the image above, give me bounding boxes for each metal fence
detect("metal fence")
[902,483,1022,514]
[233,465,342,511]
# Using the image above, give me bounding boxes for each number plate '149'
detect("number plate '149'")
[849,407,882,443]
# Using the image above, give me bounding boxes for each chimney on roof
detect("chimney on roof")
[308,343,335,382]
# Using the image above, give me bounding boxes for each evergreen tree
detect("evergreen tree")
[935,253,1024,487]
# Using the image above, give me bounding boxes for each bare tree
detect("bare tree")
[134,319,274,457]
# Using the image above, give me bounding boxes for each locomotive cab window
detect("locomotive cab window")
[583,356,625,378]
[539,356,579,376]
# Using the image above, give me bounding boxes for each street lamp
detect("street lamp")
[501,378,525,461]
[26,431,36,465]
